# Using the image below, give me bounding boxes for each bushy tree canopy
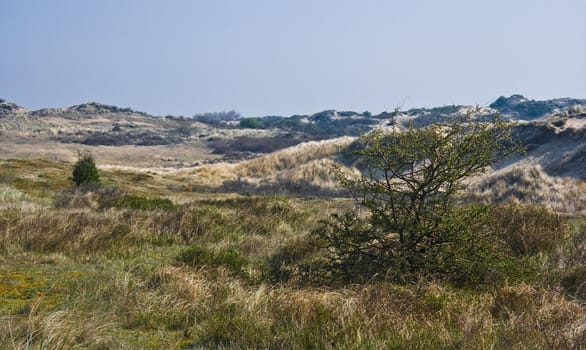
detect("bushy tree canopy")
[314,115,520,283]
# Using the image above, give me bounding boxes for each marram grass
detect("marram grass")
[1,158,586,349]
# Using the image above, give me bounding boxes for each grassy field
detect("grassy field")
[1,158,586,349]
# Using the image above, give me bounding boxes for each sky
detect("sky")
[1,0,585,117]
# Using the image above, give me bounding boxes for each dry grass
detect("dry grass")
[3,106,586,348]
[1,193,585,348]
[71,263,586,349]
[185,137,360,192]
[0,140,217,168]
[490,284,586,349]
[0,185,49,209]
[1,309,118,349]
[233,137,355,177]
[1,154,586,348]
[470,165,586,213]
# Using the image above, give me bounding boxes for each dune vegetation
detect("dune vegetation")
[1,118,586,350]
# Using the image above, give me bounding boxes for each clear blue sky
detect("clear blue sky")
[1,0,585,117]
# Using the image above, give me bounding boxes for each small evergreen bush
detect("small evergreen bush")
[71,152,100,187]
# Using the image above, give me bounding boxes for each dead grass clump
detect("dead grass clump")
[54,185,121,209]
[491,284,586,349]
[0,208,133,254]
[146,266,213,304]
[0,307,117,349]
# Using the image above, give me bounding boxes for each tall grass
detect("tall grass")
[2,159,586,348]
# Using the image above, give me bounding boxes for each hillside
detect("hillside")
[0,101,278,167]
[0,99,27,117]
[1,95,585,208]
[1,96,584,153]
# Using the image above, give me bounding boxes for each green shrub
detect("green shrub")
[71,152,100,187]
[313,204,511,286]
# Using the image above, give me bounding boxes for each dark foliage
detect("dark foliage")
[71,152,100,187]
[239,118,266,129]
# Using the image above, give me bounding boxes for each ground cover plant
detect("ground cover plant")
[1,132,586,348]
